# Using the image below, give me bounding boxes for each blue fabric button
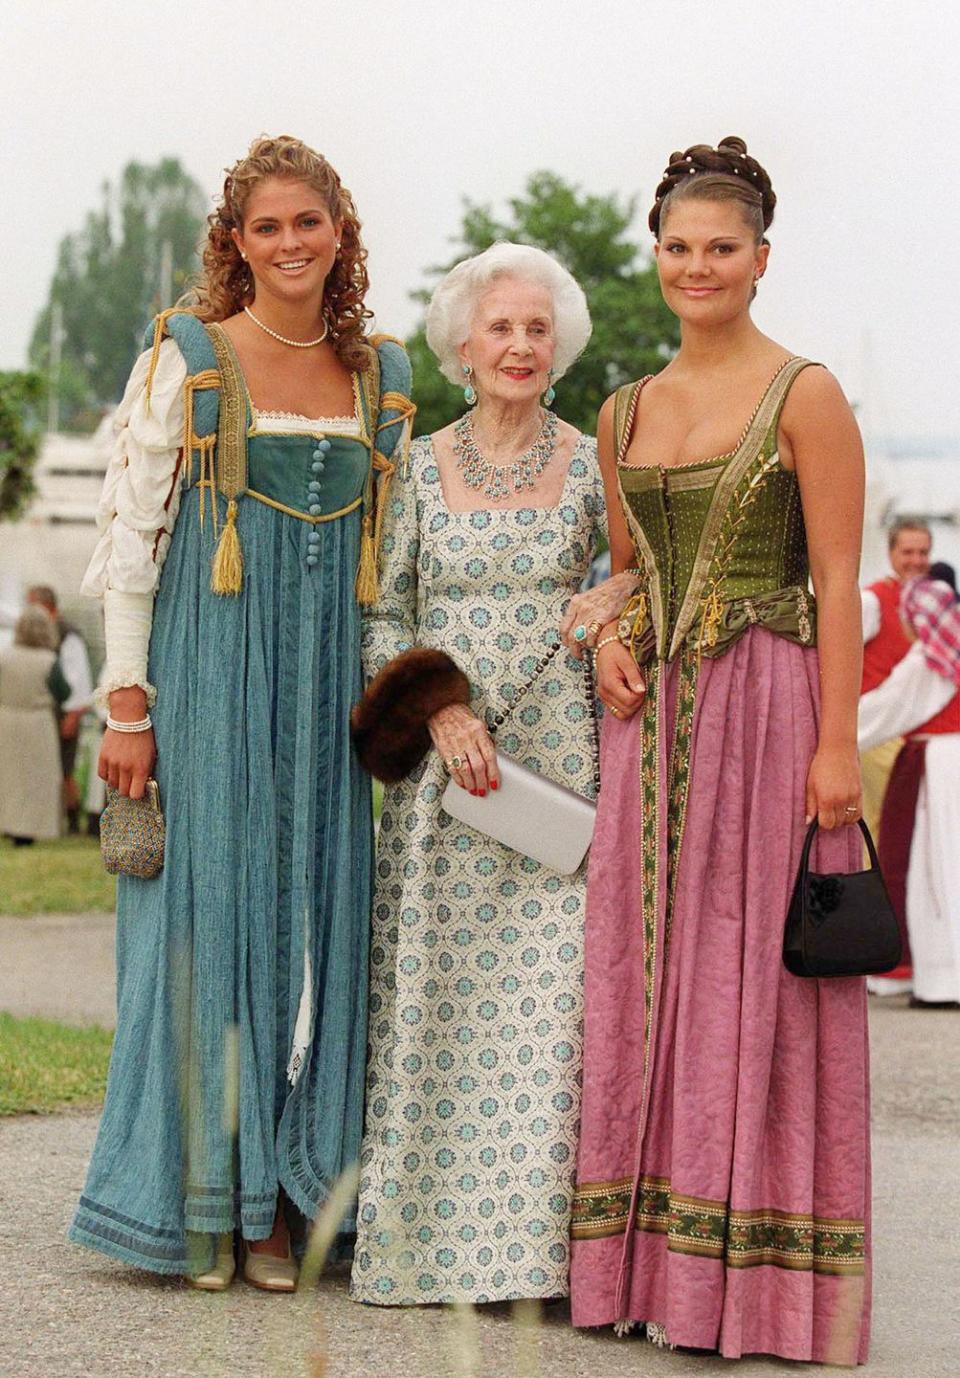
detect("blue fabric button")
[308,504,322,516]
[311,446,325,459]
[311,461,325,474]
[318,438,332,452]
[308,481,322,495]
[308,531,321,546]
[305,554,319,567]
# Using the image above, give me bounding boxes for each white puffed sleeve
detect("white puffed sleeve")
[81,338,188,703]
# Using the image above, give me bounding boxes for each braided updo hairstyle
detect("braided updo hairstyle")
[648,136,776,245]
[191,135,372,371]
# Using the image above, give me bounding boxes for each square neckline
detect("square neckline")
[424,432,587,518]
[208,322,369,443]
[616,355,799,474]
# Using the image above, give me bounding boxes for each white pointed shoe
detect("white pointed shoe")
[186,1233,236,1291]
[242,1240,299,1292]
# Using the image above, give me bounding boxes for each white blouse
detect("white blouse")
[858,641,956,752]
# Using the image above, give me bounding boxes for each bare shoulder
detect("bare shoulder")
[781,364,854,428]
[556,417,583,451]
[778,364,863,473]
[217,312,245,342]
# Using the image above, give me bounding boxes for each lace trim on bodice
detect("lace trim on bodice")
[254,408,360,436]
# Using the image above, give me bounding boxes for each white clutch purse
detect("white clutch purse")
[440,645,600,876]
[441,752,596,874]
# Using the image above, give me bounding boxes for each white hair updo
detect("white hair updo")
[425,242,592,386]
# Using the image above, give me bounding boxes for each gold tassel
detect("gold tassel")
[355,514,379,606]
[627,590,648,661]
[210,499,243,595]
[700,583,724,650]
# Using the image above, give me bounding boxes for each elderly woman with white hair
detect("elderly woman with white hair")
[350,243,610,1306]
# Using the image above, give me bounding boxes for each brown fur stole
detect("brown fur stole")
[351,648,471,782]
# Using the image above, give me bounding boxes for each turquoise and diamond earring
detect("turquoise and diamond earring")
[543,369,556,407]
[462,363,477,406]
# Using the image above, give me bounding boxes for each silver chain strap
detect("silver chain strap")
[485,642,602,798]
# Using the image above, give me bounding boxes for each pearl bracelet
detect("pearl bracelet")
[106,714,153,734]
[596,634,622,652]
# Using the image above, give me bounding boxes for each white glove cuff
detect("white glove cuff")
[96,588,157,708]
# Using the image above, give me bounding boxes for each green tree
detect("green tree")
[0,371,45,520]
[29,159,207,432]
[406,171,679,436]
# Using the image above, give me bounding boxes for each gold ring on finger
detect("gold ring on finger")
[608,704,622,717]
[588,619,603,636]
[447,755,464,771]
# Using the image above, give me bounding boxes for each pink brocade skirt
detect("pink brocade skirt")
[570,628,871,1364]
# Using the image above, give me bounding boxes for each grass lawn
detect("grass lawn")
[0,1012,112,1115]
[0,835,116,916]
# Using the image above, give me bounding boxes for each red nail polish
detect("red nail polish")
[490,780,499,791]
[478,789,486,797]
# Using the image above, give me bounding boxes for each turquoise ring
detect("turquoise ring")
[574,624,588,642]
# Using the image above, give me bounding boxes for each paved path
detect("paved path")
[2,913,958,1377]
[0,912,116,1028]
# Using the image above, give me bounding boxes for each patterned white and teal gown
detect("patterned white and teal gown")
[351,431,605,1304]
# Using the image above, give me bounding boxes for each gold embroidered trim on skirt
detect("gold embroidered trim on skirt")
[571,1174,865,1275]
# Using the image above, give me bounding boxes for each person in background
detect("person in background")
[929,560,957,597]
[859,573,960,1006]
[859,519,931,994]
[26,584,93,833]
[0,606,70,844]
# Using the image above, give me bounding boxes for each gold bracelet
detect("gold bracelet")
[596,634,621,652]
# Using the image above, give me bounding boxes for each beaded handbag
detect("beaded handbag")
[100,779,165,879]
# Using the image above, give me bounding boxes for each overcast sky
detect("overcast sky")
[5,0,958,448]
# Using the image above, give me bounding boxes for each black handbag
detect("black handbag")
[783,819,902,978]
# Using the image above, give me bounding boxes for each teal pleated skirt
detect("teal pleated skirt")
[70,487,372,1274]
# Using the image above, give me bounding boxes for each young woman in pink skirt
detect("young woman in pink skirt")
[566,137,870,1365]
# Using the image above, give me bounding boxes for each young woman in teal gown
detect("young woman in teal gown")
[70,135,412,1291]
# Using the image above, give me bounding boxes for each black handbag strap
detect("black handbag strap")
[798,817,880,875]
[486,642,601,798]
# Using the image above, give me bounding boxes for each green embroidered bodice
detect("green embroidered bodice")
[615,357,817,663]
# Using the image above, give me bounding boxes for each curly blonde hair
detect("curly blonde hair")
[190,135,373,371]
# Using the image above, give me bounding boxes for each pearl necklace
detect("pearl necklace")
[244,306,328,348]
[453,409,558,501]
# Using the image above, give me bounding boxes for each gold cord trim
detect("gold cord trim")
[244,489,363,523]
[143,308,183,415]
[196,481,362,525]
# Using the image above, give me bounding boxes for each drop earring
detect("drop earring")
[462,363,477,406]
[542,369,556,407]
